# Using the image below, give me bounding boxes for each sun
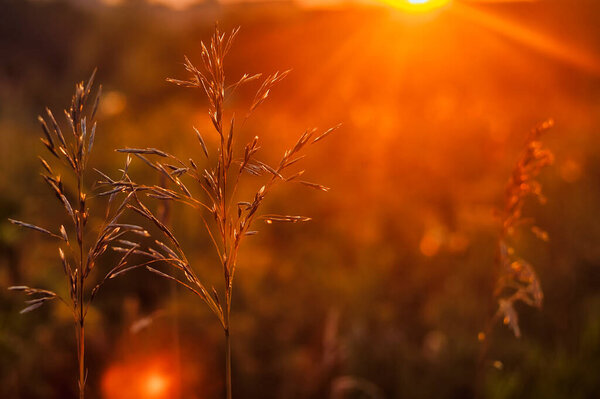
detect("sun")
[381,0,452,13]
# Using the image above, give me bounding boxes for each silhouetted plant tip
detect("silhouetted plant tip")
[100,26,339,399]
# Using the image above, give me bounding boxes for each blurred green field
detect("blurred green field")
[1,0,600,398]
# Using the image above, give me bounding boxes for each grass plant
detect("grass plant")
[101,26,339,399]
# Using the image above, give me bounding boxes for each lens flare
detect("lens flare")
[145,373,169,397]
[102,356,178,399]
[382,0,452,13]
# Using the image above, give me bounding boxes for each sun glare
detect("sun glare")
[383,0,452,13]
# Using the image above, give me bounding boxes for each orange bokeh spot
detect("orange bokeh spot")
[102,356,178,399]
[419,226,446,257]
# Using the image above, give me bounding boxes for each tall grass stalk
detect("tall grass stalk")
[477,119,555,369]
[494,119,554,337]
[102,26,338,398]
[9,71,143,398]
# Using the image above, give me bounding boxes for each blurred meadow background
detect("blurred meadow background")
[1,0,600,398]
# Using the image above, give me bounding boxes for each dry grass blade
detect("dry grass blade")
[19,301,47,314]
[312,123,342,144]
[262,215,312,223]
[9,219,65,241]
[116,147,169,157]
[194,127,210,158]
[249,70,291,114]
[38,156,54,175]
[299,181,330,192]
[8,285,60,313]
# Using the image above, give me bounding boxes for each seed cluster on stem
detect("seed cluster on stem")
[9,71,145,398]
[100,26,339,398]
[478,119,555,349]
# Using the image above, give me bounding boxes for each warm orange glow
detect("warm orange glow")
[145,373,169,397]
[453,3,600,75]
[419,228,443,257]
[382,0,452,13]
[102,356,178,399]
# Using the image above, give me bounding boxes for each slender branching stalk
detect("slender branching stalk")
[494,119,554,337]
[479,119,555,351]
[100,26,339,398]
[9,71,143,399]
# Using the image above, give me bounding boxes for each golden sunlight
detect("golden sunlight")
[382,0,452,13]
